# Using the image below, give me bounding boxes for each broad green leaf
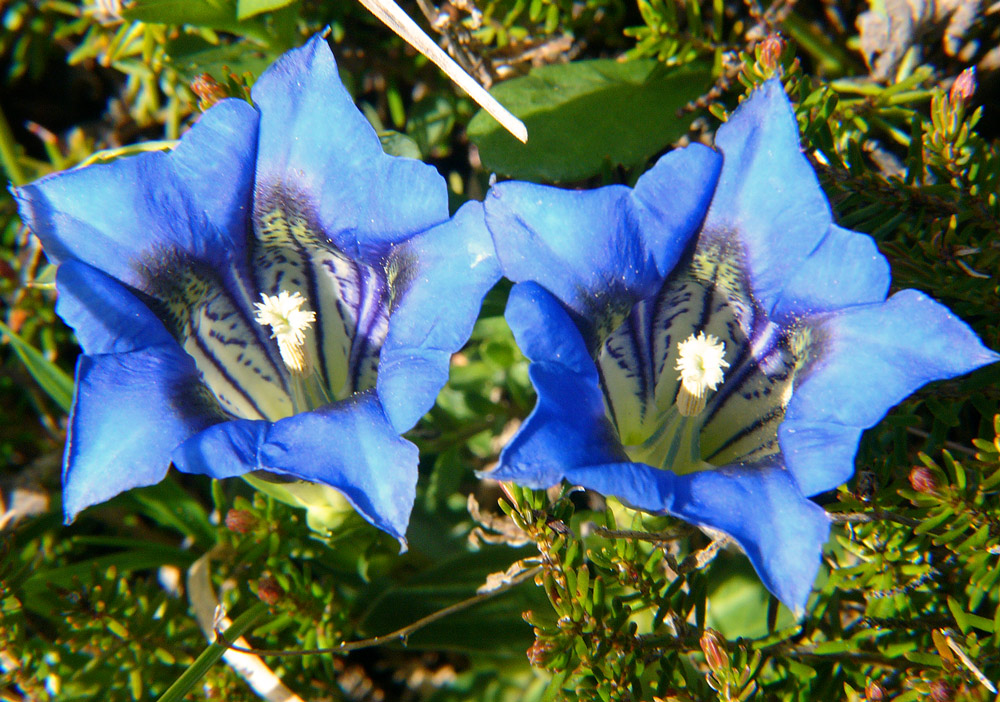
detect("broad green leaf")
[378,130,423,160]
[123,0,238,27]
[236,0,295,20]
[0,319,74,412]
[122,478,217,549]
[358,546,543,656]
[468,58,712,182]
[165,35,275,82]
[122,0,282,43]
[706,557,795,639]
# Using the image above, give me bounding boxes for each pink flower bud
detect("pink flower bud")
[256,576,284,605]
[700,629,728,673]
[760,34,785,70]
[225,508,257,534]
[865,680,887,701]
[908,466,939,495]
[949,68,976,104]
[929,680,953,702]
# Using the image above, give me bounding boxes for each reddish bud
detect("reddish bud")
[7,308,28,334]
[760,34,785,70]
[699,629,728,673]
[191,74,228,110]
[929,680,953,702]
[225,509,257,534]
[865,680,887,701]
[256,576,284,605]
[526,638,557,667]
[908,465,939,495]
[949,68,976,104]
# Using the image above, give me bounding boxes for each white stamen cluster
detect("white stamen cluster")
[254,291,316,373]
[675,331,730,416]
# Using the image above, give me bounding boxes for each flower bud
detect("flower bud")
[908,465,939,495]
[256,576,284,605]
[949,68,976,104]
[865,680,887,701]
[225,508,257,534]
[699,629,728,673]
[760,34,785,71]
[191,74,228,111]
[527,638,557,667]
[929,680,953,702]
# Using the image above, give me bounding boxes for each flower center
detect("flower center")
[675,332,730,417]
[254,290,316,374]
[597,249,805,477]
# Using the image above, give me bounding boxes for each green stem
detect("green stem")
[0,104,27,186]
[155,601,269,702]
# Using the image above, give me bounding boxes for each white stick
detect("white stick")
[356,0,528,143]
[187,554,304,702]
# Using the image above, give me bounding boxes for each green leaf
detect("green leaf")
[358,547,543,656]
[378,130,423,160]
[236,0,295,19]
[947,596,994,633]
[0,319,74,412]
[468,59,712,182]
[122,478,217,549]
[123,0,238,27]
[165,35,276,82]
[156,602,269,702]
[122,0,282,43]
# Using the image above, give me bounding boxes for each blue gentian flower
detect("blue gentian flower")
[13,36,499,544]
[483,80,998,612]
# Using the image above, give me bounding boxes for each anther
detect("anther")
[254,290,316,374]
[675,331,730,416]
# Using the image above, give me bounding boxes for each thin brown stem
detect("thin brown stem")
[214,565,541,657]
[592,526,694,544]
[829,510,922,528]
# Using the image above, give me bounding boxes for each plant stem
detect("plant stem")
[215,565,542,657]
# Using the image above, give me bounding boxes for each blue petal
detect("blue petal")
[787,290,1000,431]
[563,459,829,614]
[484,144,718,344]
[55,260,177,355]
[377,201,501,433]
[64,347,223,521]
[171,417,264,480]
[251,35,448,262]
[505,282,597,376]
[631,143,722,278]
[173,391,419,543]
[487,283,626,487]
[702,80,832,316]
[485,180,657,343]
[771,225,890,324]
[13,99,259,291]
[778,421,863,496]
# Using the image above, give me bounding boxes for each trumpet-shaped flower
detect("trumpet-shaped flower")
[13,36,500,544]
[483,80,998,612]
